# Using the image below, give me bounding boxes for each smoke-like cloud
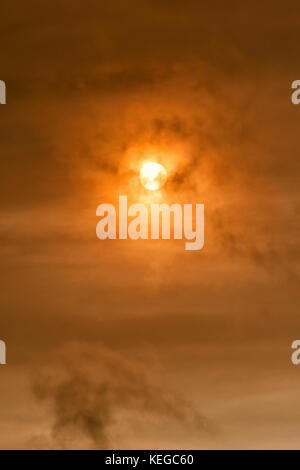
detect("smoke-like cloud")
[30,344,214,449]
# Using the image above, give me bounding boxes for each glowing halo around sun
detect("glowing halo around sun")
[140,161,167,191]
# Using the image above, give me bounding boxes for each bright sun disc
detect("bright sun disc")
[140,161,167,191]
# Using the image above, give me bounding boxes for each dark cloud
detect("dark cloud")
[30,344,213,449]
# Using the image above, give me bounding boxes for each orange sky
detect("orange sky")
[0,0,300,449]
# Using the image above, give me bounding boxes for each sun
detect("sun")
[140,161,167,191]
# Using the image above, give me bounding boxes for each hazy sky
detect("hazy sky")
[0,0,300,449]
